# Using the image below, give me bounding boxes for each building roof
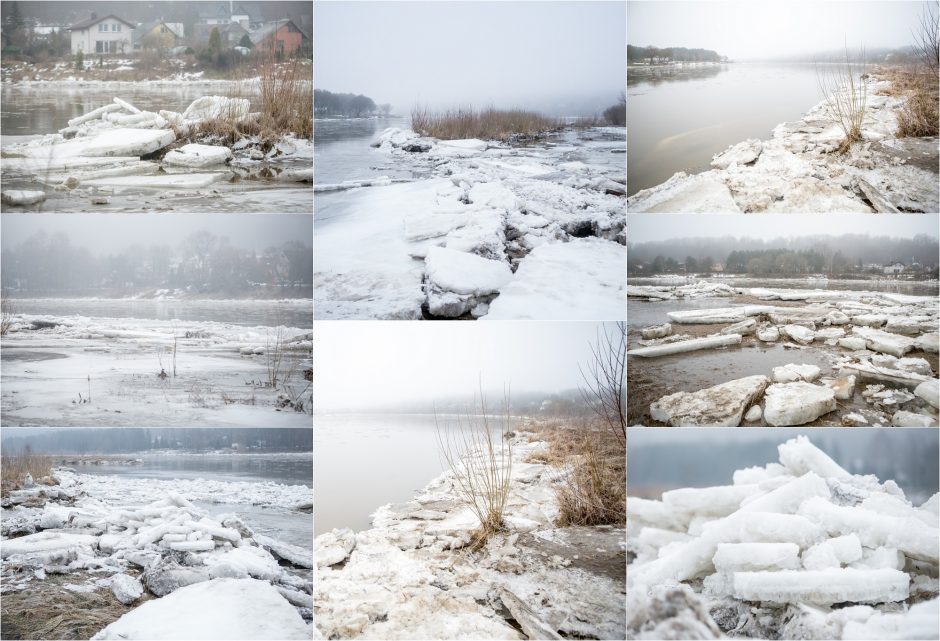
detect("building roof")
[132,21,183,44]
[249,19,307,44]
[67,14,136,31]
[198,2,263,23]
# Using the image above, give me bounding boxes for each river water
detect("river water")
[627,63,825,195]
[314,116,419,185]
[8,298,313,329]
[79,453,312,547]
[314,413,448,535]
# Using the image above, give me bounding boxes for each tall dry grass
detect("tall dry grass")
[435,386,514,549]
[895,3,940,137]
[528,420,625,527]
[817,45,868,154]
[412,106,561,142]
[1,297,14,335]
[185,57,312,148]
[1,448,53,496]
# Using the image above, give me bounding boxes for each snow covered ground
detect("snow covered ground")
[314,126,626,320]
[1,467,312,640]
[627,74,939,213]
[1,313,312,426]
[627,435,939,640]
[628,282,939,426]
[315,425,626,639]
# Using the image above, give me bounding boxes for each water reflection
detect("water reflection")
[628,63,728,88]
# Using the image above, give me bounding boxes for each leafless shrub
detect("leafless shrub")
[816,44,868,154]
[579,322,626,450]
[435,385,514,549]
[1,297,15,335]
[265,326,286,388]
[914,1,940,77]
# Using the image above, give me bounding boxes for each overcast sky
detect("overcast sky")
[628,1,928,60]
[0,214,312,254]
[629,213,938,243]
[315,321,615,410]
[315,1,626,115]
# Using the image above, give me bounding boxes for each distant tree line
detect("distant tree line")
[314,89,391,117]
[1,231,312,295]
[602,92,626,126]
[628,233,939,275]
[1,428,313,454]
[628,44,725,64]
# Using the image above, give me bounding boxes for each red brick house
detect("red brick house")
[249,19,307,57]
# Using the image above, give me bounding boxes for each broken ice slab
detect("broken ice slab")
[629,333,743,359]
[83,173,226,190]
[801,534,863,570]
[914,332,939,353]
[799,496,939,563]
[851,327,915,358]
[772,363,822,383]
[892,410,937,427]
[778,435,850,480]
[719,318,757,335]
[713,542,801,572]
[782,324,816,344]
[666,306,772,324]
[762,382,837,426]
[1,189,46,206]
[839,361,930,390]
[18,128,176,159]
[914,379,939,409]
[163,144,232,168]
[662,484,762,519]
[641,323,672,340]
[648,375,768,426]
[728,568,909,605]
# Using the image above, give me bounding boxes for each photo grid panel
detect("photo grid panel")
[0,0,315,639]
[313,0,627,639]
[625,0,940,638]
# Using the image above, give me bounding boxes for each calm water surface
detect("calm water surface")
[314,413,447,535]
[10,299,312,329]
[314,116,418,185]
[628,63,826,195]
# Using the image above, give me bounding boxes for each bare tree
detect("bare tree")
[816,43,868,154]
[579,322,626,449]
[914,2,940,76]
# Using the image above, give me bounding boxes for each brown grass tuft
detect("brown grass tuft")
[526,419,626,527]
[1,448,53,497]
[1,575,149,640]
[183,57,312,149]
[411,106,561,142]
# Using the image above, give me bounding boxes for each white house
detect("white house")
[68,14,135,54]
[884,261,905,275]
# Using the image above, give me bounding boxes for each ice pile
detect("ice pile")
[316,125,626,320]
[627,436,939,640]
[1,470,312,636]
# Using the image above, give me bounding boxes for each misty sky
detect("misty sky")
[0,214,312,254]
[315,1,626,115]
[629,213,938,243]
[628,1,929,60]
[315,321,616,410]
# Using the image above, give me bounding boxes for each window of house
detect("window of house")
[96,40,104,52]
[98,23,106,32]
[113,23,121,32]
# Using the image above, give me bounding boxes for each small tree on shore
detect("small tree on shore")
[74,50,83,71]
[816,43,867,154]
[579,322,626,449]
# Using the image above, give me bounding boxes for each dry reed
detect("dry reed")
[412,106,561,142]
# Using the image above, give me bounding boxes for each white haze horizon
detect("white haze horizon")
[315,1,626,117]
[628,0,929,61]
